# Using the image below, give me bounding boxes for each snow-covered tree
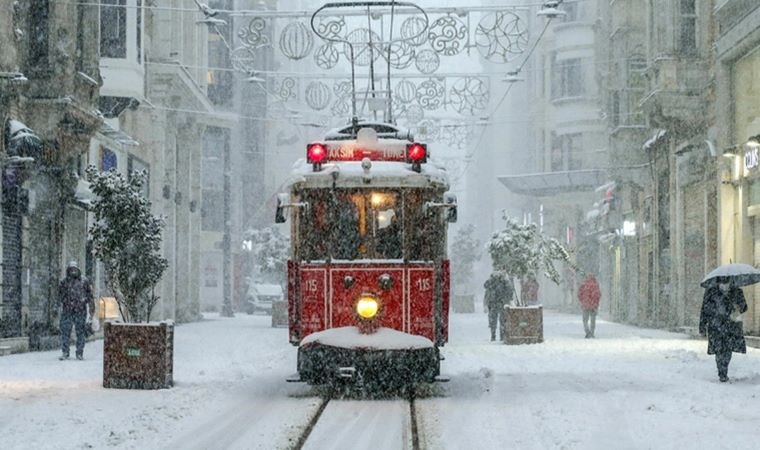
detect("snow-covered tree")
[87,167,168,323]
[488,217,571,305]
[450,224,480,294]
[244,227,289,287]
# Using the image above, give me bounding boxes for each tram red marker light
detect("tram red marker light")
[307,143,327,164]
[406,143,427,162]
[406,143,427,173]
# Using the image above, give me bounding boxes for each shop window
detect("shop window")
[29,0,50,66]
[202,127,228,191]
[611,91,620,128]
[100,0,127,59]
[749,181,760,206]
[127,155,150,198]
[201,190,225,231]
[136,0,142,62]
[551,133,583,171]
[679,0,697,56]
[101,147,117,171]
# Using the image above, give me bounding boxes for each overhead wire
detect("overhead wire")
[458,6,559,180]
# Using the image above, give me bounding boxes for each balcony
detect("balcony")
[639,57,710,127]
[99,0,145,105]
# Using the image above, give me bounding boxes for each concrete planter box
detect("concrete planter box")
[103,321,174,389]
[503,305,544,345]
[271,300,288,327]
[0,336,30,354]
[452,294,475,313]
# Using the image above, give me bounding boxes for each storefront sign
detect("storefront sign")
[745,147,759,171]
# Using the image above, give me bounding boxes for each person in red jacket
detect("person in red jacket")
[578,273,601,338]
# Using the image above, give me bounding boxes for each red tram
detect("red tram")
[276,122,456,386]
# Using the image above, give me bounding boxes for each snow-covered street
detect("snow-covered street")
[1,311,759,449]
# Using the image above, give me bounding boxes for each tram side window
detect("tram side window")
[406,191,442,261]
[333,192,361,260]
[369,192,402,260]
[299,192,330,261]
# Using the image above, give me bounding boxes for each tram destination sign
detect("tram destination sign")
[325,143,406,162]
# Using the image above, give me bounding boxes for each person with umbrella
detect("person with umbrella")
[699,263,756,382]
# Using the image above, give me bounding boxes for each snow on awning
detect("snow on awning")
[642,129,667,151]
[99,122,139,147]
[497,169,607,197]
[74,178,96,207]
[5,119,42,157]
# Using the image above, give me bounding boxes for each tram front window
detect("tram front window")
[331,190,402,260]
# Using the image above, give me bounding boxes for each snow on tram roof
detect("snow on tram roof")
[286,158,450,189]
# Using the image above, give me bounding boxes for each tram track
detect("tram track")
[293,393,422,450]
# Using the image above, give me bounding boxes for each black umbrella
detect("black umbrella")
[700,263,760,288]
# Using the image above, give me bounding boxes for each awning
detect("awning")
[98,122,139,147]
[5,119,42,157]
[74,178,96,208]
[497,169,607,197]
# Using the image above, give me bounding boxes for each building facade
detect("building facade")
[715,0,760,335]
[1,1,102,343]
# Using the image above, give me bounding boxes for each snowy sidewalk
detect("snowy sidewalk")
[422,311,760,449]
[1,311,759,449]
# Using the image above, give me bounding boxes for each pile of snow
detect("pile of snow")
[300,326,433,350]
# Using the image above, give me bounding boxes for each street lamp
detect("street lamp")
[537,1,567,19]
[501,70,524,83]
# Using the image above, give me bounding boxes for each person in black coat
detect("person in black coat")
[699,277,748,382]
[58,261,95,360]
[484,271,513,341]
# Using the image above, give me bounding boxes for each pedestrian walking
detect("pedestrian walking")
[484,271,513,341]
[578,273,600,338]
[699,277,748,382]
[58,261,95,360]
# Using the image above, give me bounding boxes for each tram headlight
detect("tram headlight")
[356,294,379,320]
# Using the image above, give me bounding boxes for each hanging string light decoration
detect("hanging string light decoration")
[427,15,468,56]
[440,122,471,149]
[414,49,440,74]
[230,46,258,74]
[394,80,417,104]
[312,16,346,69]
[314,43,340,69]
[416,78,446,110]
[279,21,314,61]
[405,104,425,125]
[331,81,353,116]
[238,17,270,49]
[316,16,346,39]
[344,28,382,66]
[414,119,441,142]
[475,11,528,63]
[305,81,332,110]
[384,40,415,69]
[400,16,428,46]
[275,77,297,101]
[449,77,489,115]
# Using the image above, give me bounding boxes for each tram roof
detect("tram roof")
[286,158,450,190]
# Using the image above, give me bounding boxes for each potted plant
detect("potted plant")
[488,218,571,344]
[450,224,480,313]
[86,167,172,389]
